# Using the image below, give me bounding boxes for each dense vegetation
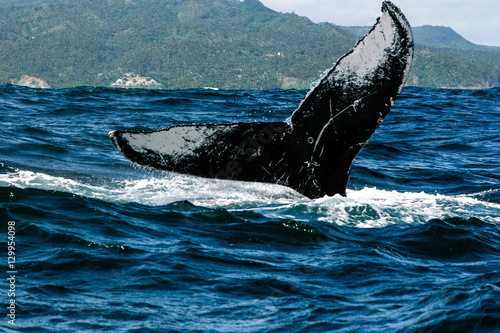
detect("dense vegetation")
[1,0,499,89]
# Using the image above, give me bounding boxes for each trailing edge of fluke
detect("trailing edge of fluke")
[109,1,414,199]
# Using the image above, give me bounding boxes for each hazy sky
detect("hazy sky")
[259,0,500,47]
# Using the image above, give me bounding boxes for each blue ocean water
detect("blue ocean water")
[1,84,499,332]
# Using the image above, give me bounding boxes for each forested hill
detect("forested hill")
[1,0,499,89]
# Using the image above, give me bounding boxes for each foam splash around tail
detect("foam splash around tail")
[2,168,498,228]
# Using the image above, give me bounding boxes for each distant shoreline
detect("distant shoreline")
[1,0,498,90]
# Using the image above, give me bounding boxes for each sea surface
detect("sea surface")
[1,84,499,332]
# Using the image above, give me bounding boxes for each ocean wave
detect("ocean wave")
[2,168,499,228]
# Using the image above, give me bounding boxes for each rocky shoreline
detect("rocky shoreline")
[111,74,161,88]
[17,75,51,89]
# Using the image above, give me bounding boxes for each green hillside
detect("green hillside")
[0,0,498,89]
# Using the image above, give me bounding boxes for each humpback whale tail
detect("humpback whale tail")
[109,1,414,199]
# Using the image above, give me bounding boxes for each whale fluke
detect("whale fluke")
[109,1,414,199]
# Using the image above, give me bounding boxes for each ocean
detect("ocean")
[1,84,499,332]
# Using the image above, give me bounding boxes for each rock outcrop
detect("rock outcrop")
[111,74,160,88]
[17,75,51,89]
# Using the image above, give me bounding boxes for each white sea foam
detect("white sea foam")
[0,169,300,207]
[1,169,499,228]
[316,188,500,227]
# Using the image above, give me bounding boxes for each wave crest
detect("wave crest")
[2,168,499,228]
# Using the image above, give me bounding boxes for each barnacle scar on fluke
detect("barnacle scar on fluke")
[109,1,414,199]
